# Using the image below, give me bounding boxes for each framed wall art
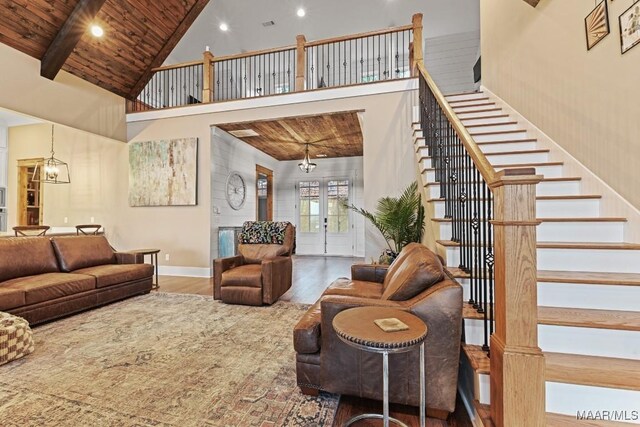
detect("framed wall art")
[585,0,610,50]
[620,0,640,54]
[129,137,198,207]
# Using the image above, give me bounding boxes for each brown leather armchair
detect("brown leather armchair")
[293,243,463,418]
[213,221,295,306]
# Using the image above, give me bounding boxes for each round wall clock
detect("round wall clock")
[225,172,246,210]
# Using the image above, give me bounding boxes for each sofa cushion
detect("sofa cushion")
[293,300,322,354]
[221,264,262,288]
[2,273,96,305]
[382,243,421,290]
[0,237,59,283]
[51,236,116,272]
[381,244,445,301]
[73,264,154,288]
[323,278,384,299]
[238,244,288,264]
[0,286,26,311]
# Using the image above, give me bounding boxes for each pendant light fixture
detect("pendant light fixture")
[298,143,317,173]
[32,125,71,184]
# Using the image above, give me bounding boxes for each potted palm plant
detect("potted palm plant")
[347,181,425,264]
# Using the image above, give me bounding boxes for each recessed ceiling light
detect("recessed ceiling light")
[219,23,229,32]
[297,8,306,17]
[90,24,104,37]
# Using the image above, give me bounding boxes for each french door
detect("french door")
[296,177,354,256]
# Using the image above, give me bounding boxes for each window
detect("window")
[327,180,349,233]
[299,181,320,233]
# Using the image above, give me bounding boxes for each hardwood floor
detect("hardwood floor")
[156,255,471,427]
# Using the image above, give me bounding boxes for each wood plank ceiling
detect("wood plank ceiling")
[216,111,364,161]
[0,0,210,99]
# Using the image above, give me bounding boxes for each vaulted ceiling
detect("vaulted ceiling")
[0,0,210,99]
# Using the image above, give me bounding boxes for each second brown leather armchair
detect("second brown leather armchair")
[213,221,295,306]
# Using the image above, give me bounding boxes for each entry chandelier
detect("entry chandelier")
[32,125,71,184]
[298,143,317,173]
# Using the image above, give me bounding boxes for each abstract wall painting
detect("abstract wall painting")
[129,138,198,207]
[620,0,640,54]
[585,0,610,50]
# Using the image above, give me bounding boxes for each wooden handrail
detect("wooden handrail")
[305,24,413,47]
[151,60,204,73]
[416,62,497,186]
[212,45,297,63]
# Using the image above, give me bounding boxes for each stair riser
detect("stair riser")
[475,374,640,415]
[453,104,497,113]
[460,279,640,311]
[441,246,640,273]
[430,197,599,218]
[447,98,490,108]
[464,321,640,359]
[472,131,529,143]
[427,180,581,199]
[413,130,423,138]
[487,151,549,165]
[456,109,503,120]
[461,117,513,126]
[435,221,623,243]
[465,123,521,133]
[445,93,487,103]
[479,141,538,153]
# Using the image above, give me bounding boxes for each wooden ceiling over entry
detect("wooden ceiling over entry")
[0,0,210,98]
[216,111,364,161]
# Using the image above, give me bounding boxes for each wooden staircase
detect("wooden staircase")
[413,90,640,425]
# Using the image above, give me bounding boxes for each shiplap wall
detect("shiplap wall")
[425,30,480,95]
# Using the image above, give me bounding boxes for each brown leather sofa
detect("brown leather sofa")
[214,222,295,306]
[293,243,463,418]
[0,235,153,325]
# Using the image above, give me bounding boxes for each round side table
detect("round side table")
[332,306,428,427]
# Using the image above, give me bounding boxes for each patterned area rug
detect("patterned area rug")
[0,293,337,426]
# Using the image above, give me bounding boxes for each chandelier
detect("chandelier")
[32,125,71,184]
[298,143,317,173]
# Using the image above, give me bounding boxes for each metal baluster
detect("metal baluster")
[485,190,494,354]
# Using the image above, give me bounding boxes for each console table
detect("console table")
[332,306,428,427]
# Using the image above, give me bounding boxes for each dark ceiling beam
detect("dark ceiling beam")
[128,0,211,100]
[40,0,108,80]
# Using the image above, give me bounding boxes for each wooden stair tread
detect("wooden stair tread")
[424,176,581,186]
[469,129,527,136]
[456,107,503,115]
[452,102,496,109]
[476,138,537,145]
[463,345,640,391]
[460,113,510,121]
[463,302,640,332]
[432,217,625,223]
[485,148,549,156]
[464,121,517,128]
[437,240,640,250]
[538,270,640,286]
[448,96,490,104]
[428,195,602,202]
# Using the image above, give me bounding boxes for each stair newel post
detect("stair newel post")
[295,35,306,92]
[489,168,545,427]
[412,13,424,73]
[202,50,215,103]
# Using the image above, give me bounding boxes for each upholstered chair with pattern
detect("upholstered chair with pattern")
[213,221,295,306]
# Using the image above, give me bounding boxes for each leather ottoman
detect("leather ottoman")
[0,312,34,365]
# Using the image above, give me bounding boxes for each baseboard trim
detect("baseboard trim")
[158,266,212,278]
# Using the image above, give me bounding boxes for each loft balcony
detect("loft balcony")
[126,14,423,114]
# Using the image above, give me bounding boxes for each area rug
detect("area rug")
[0,293,338,426]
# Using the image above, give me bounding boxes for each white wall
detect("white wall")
[425,30,480,95]
[0,123,7,188]
[274,156,365,257]
[210,128,279,259]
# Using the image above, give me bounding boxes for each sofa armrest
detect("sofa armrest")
[213,255,244,300]
[115,252,144,264]
[261,256,292,304]
[351,264,388,283]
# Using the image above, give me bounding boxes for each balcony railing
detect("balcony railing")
[127,14,423,113]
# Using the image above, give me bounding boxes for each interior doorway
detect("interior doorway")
[17,158,44,226]
[256,164,273,221]
[296,177,354,256]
